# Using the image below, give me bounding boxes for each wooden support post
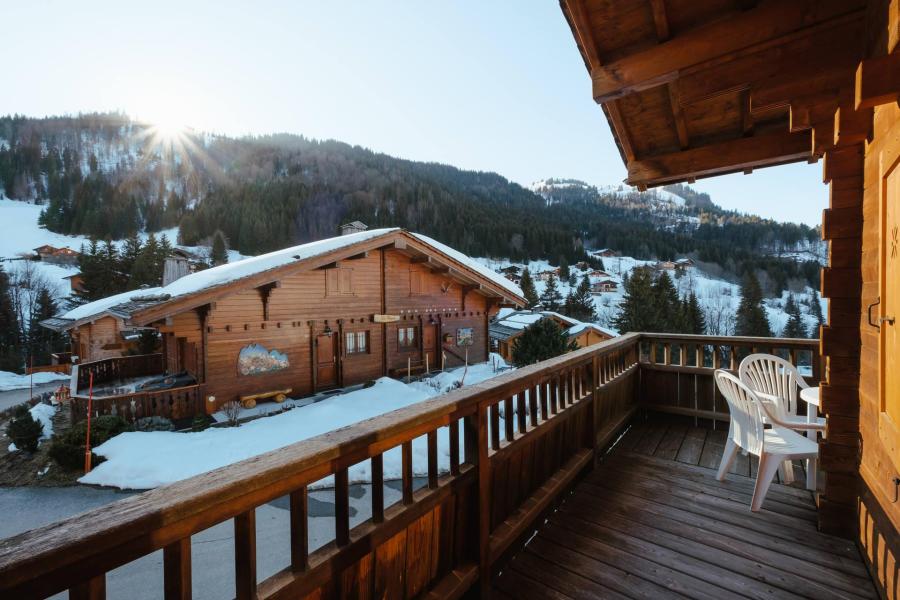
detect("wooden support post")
[290,487,308,571]
[234,509,256,600]
[401,441,413,505]
[371,455,384,523]
[70,575,106,600]
[335,468,350,547]
[164,538,191,600]
[427,430,438,489]
[476,402,491,599]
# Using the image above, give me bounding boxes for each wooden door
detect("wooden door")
[180,340,199,379]
[880,161,900,470]
[422,324,438,371]
[316,334,337,390]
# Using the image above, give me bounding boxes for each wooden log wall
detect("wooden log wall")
[0,334,641,600]
[637,334,821,427]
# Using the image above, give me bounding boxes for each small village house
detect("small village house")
[489,309,615,363]
[32,244,79,265]
[42,229,524,414]
[63,273,85,295]
[590,279,618,294]
[537,268,559,282]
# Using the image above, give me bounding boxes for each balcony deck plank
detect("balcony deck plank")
[493,420,877,599]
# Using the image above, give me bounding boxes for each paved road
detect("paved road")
[0,480,422,599]
[0,382,60,413]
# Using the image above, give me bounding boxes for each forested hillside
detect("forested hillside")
[0,112,822,290]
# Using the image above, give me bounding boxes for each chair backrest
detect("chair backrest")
[714,369,766,456]
[738,353,802,419]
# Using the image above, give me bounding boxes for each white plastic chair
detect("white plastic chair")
[739,353,825,485]
[713,370,820,511]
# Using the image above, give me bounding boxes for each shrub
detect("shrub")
[49,415,131,471]
[135,416,174,432]
[191,415,210,432]
[221,401,242,426]
[6,405,43,452]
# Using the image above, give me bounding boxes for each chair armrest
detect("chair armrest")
[755,392,825,431]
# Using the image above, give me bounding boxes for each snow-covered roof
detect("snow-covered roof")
[410,233,524,298]
[48,229,524,330]
[490,310,617,341]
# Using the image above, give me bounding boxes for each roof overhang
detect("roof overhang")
[561,0,868,189]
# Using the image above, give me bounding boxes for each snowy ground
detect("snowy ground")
[79,358,509,490]
[0,370,69,392]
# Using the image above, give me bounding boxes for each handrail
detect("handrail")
[75,353,164,389]
[70,383,208,423]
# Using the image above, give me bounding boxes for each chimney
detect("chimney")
[163,256,192,286]
[340,221,368,236]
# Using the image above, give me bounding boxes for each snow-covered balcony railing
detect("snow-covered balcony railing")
[0,334,641,599]
[73,353,164,393]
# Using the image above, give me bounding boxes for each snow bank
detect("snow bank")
[0,370,70,392]
[80,357,510,490]
[6,402,57,451]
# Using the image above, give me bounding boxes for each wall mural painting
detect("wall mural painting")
[238,343,290,376]
[457,327,474,347]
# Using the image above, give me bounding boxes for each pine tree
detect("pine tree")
[539,273,564,312]
[29,288,63,365]
[120,234,143,290]
[510,319,578,367]
[781,293,808,339]
[680,292,706,334]
[0,265,22,372]
[519,266,539,309]
[131,233,162,288]
[613,267,657,333]
[559,257,570,281]
[100,240,124,294]
[76,240,106,301]
[810,288,824,328]
[210,230,229,266]
[735,272,772,337]
[653,271,682,332]
[564,275,597,322]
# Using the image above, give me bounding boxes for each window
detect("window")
[326,268,354,296]
[398,326,417,349]
[410,270,423,295]
[346,331,369,355]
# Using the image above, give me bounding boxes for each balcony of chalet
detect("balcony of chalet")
[0,333,880,599]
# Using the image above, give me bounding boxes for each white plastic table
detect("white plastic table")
[800,386,820,491]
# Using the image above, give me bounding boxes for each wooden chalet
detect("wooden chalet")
[33,244,79,265]
[489,310,615,362]
[591,278,619,294]
[3,2,900,599]
[43,228,524,417]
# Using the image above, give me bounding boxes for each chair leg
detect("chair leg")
[717,438,739,481]
[751,453,783,512]
[781,459,795,484]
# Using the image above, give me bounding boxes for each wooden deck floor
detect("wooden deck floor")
[493,418,876,600]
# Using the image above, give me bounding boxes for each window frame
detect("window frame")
[345,330,369,356]
[398,325,418,350]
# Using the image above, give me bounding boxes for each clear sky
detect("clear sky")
[2,1,826,226]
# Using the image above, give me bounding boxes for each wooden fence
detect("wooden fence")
[638,333,821,425]
[70,383,208,424]
[75,353,164,390]
[24,363,71,376]
[0,333,641,599]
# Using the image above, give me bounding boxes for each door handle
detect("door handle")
[868,297,882,330]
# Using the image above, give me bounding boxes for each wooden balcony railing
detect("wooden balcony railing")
[75,353,164,391]
[0,333,818,599]
[70,383,208,424]
[638,333,821,424]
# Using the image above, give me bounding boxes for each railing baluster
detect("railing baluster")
[540,380,549,418]
[427,430,438,489]
[234,509,256,600]
[529,385,538,427]
[371,454,385,522]
[164,537,191,600]
[550,377,559,415]
[335,468,350,546]
[504,396,515,442]
[290,487,309,570]
[516,391,527,434]
[70,574,106,600]
[449,420,460,475]
[490,403,500,450]
[401,441,413,504]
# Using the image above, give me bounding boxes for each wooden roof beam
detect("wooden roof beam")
[833,103,872,146]
[855,52,900,109]
[649,0,670,42]
[626,129,812,186]
[591,0,864,103]
[562,0,601,70]
[668,83,689,149]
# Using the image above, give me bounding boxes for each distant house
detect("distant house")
[64,273,86,295]
[595,248,619,258]
[489,310,615,362]
[538,269,560,282]
[675,258,695,268]
[591,279,618,294]
[574,261,590,271]
[33,245,80,266]
[589,269,612,279]
[656,260,677,270]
